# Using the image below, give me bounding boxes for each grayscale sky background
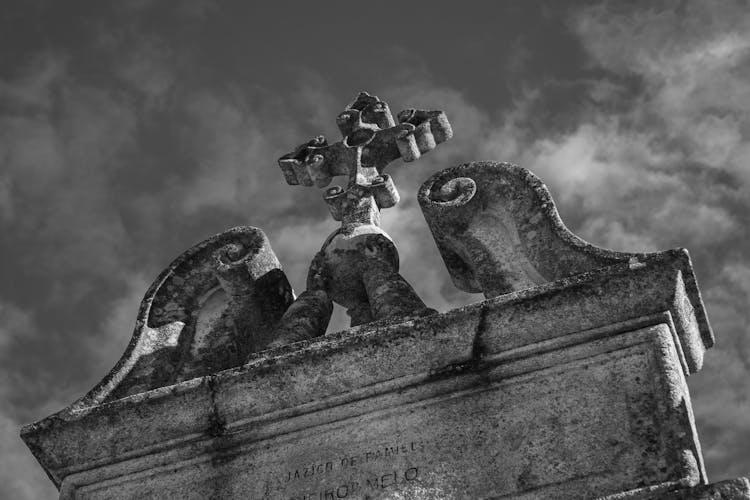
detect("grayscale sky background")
[1,1,749,497]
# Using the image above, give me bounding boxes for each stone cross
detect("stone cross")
[276,92,452,327]
[278,92,452,227]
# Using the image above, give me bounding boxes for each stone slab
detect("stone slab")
[22,257,714,499]
[60,321,701,499]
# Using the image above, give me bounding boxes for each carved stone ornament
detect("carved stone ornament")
[23,93,747,500]
[69,226,294,405]
[20,93,455,409]
[278,92,453,326]
[419,161,713,372]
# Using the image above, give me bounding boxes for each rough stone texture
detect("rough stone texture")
[278,93,452,199]
[657,478,750,499]
[419,161,623,295]
[62,226,295,405]
[22,155,748,498]
[602,477,750,499]
[418,162,713,374]
[268,289,332,348]
[279,92,452,327]
[23,251,742,499]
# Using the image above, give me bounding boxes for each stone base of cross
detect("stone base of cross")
[277,92,452,327]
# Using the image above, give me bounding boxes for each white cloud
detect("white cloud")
[558,1,750,479]
[90,273,152,378]
[572,0,750,181]
[0,54,67,112]
[115,36,176,101]
[0,173,13,224]
[0,301,33,351]
[0,51,138,283]
[692,263,750,479]
[175,88,307,217]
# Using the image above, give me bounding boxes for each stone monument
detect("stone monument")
[21,93,749,499]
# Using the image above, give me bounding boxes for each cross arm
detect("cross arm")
[278,137,351,188]
[397,108,453,153]
[362,108,454,173]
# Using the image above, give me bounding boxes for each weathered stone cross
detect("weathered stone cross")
[278,92,452,227]
[276,92,452,327]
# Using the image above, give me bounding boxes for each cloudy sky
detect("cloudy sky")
[1,1,749,497]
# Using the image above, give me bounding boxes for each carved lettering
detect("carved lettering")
[380,471,395,488]
[339,440,424,468]
[267,440,424,499]
[405,467,419,481]
[285,467,419,499]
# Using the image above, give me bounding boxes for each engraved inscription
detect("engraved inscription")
[339,440,425,468]
[262,441,425,499]
[287,467,420,500]
[282,461,335,483]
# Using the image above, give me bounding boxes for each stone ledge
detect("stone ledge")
[21,254,712,497]
[659,477,750,499]
[58,322,702,498]
[603,477,750,499]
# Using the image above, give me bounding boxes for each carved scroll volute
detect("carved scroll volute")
[202,232,294,365]
[94,226,296,402]
[418,162,639,298]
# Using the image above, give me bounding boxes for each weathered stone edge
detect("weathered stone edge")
[68,226,269,411]
[658,477,750,499]
[59,322,694,498]
[21,253,711,488]
[601,477,750,499]
[417,162,713,353]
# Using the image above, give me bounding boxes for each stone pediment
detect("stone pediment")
[22,251,717,498]
[418,162,714,372]
[20,94,746,499]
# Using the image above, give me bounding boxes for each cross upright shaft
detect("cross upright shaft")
[278,92,453,226]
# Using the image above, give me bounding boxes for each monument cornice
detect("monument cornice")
[23,250,710,497]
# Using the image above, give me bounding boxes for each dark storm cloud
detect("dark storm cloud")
[0,1,748,498]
